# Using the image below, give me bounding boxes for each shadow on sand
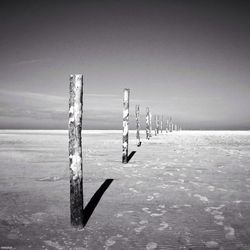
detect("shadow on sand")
[83,179,114,226]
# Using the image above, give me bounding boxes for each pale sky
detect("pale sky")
[0,0,250,129]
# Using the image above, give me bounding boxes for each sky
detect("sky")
[0,0,250,130]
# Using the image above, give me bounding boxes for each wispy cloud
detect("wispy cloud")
[0,89,124,129]
[12,58,51,66]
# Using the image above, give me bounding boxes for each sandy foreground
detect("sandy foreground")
[0,130,250,250]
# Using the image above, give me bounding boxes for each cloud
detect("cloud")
[0,89,249,130]
[12,58,51,66]
[0,90,125,129]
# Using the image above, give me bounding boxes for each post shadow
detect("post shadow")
[127,151,136,163]
[82,179,114,226]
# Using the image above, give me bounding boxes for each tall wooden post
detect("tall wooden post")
[69,74,84,227]
[146,107,150,140]
[135,105,141,146]
[122,88,130,163]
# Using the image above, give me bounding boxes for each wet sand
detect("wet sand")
[0,130,250,249]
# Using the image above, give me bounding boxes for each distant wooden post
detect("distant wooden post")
[122,88,130,163]
[156,115,160,134]
[135,105,141,146]
[146,107,150,140]
[149,111,152,137]
[160,115,163,133]
[166,119,169,133]
[69,74,84,228]
[155,115,157,135]
[169,117,173,132]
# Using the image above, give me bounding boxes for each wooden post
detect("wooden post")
[146,107,150,140]
[69,74,84,227]
[135,105,141,146]
[156,115,160,134]
[149,111,152,137]
[155,115,157,135]
[169,117,173,132]
[166,118,169,133]
[160,115,163,133]
[122,88,130,163]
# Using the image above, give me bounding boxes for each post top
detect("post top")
[70,74,83,78]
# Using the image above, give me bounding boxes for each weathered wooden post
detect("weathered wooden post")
[122,88,130,163]
[156,115,160,134]
[169,117,173,132]
[155,115,157,135]
[69,74,84,228]
[160,115,163,133]
[135,105,141,146]
[149,111,152,137]
[146,107,150,140]
[166,118,169,133]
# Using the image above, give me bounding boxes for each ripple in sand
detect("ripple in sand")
[158,221,169,231]
[179,186,189,191]
[205,241,219,248]
[214,214,224,221]
[190,181,200,186]
[151,213,164,217]
[7,229,20,240]
[146,242,158,249]
[139,220,148,225]
[153,192,160,198]
[205,205,225,226]
[134,225,147,233]
[158,184,169,189]
[224,225,236,240]
[37,176,62,182]
[152,166,165,170]
[158,204,165,209]
[129,187,138,193]
[147,196,154,201]
[44,240,64,249]
[194,194,209,203]
[104,234,122,249]
[163,172,174,176]
[142,208,151,214]
[136,181,143,185]
[208,185,215,191]
[114,212,123,218]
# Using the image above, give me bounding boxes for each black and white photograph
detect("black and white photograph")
[0,1,250,249]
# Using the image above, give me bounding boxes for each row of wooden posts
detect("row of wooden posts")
[69,75,182,227]
[122,88,182,163]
